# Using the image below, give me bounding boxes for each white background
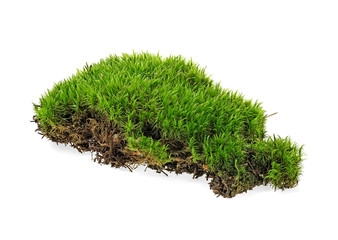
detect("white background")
[1,0,337,239]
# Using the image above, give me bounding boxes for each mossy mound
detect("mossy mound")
[33,52,303,197]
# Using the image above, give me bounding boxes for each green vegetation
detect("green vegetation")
[33,52,303,197]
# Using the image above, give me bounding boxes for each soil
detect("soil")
[33,111,261,198]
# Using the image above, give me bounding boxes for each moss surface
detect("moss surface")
[33,52,303,197]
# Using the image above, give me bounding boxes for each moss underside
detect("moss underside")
[33,52,303,198]
[33,110,265,197]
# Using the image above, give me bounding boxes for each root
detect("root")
[33,111,261,198]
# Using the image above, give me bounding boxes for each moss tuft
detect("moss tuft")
[33,52,304,197]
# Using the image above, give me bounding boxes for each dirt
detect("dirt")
[33,111,259,198]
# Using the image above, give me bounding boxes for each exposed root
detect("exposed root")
[33,112,262,198]
[33,111,144,169]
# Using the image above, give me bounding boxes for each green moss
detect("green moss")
[34,52,304,194]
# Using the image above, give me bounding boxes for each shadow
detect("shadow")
[125,164,209,186]
[49,141,91,157]
[48,141,208,185]
[47,141,299,199]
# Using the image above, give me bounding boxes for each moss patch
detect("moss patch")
[33,52,304,198]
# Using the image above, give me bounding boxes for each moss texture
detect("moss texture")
[33,52,303,197]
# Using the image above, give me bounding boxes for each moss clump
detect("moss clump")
[33,52,303,197]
